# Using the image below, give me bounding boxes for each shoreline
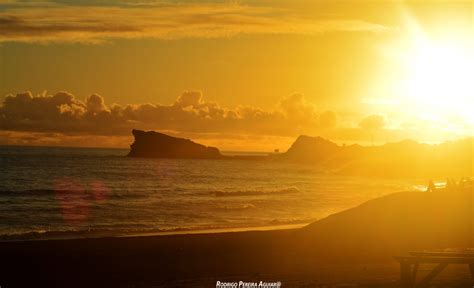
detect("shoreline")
[0,223,308,242]
[123,223,307,237]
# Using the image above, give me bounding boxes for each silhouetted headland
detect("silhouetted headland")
[127,129,268,160]
[128,129,222,158]
[281,135,474,177]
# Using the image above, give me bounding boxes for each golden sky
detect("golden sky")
[0,0,473,151]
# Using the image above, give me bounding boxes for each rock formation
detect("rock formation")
[127,129,222,159]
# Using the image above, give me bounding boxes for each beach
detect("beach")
[0,229,404,288]
[1,147,473,287]
[2,207,473,287]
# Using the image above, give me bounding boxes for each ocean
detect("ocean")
[0,145,425,240]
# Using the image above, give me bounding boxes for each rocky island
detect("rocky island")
[127,129,222,159]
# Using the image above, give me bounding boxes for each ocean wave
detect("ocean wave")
[216,203,257,210]
[0,189,151,200]
[211,186,300,197]
[0,220,310,241]
[0,186,301,199]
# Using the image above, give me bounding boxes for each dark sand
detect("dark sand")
[2,190,474,287]
[0,229,396,287]
[0,229,472,287]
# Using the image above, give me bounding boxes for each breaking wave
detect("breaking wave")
[211,187,300,197]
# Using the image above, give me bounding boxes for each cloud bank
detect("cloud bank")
[1,90,467,149]
[0,91,337,139]
[0,1,388,43]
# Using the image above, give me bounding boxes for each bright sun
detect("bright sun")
[371,24,474,139]
[402,39,474,122]
[363,9,474,140]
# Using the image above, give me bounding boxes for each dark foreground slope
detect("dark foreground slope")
[128,129,222,158]
[1,189,474,287]
[298,188,474,260]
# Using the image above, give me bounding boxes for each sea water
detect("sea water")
[0,145,425,240]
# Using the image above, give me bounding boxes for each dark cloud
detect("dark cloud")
[0,1,388,43]
[0,90,338,137]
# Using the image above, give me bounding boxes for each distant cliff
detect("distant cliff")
[280,135,474,177]
[128,130,222,159]
[281,135,340,163]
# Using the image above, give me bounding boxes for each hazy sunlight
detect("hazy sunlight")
[401,38,474,126]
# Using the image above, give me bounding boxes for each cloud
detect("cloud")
[175,91,203,108]
[0,90,338,138]
[0,2,389,43]
[359,114,385,131]
[86,94,109,114]
[1,91,467,149]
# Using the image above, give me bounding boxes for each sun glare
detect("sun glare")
[375,13,474,137]
[401,39,474,124]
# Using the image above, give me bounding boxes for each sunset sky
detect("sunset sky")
[0,0,473,151]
